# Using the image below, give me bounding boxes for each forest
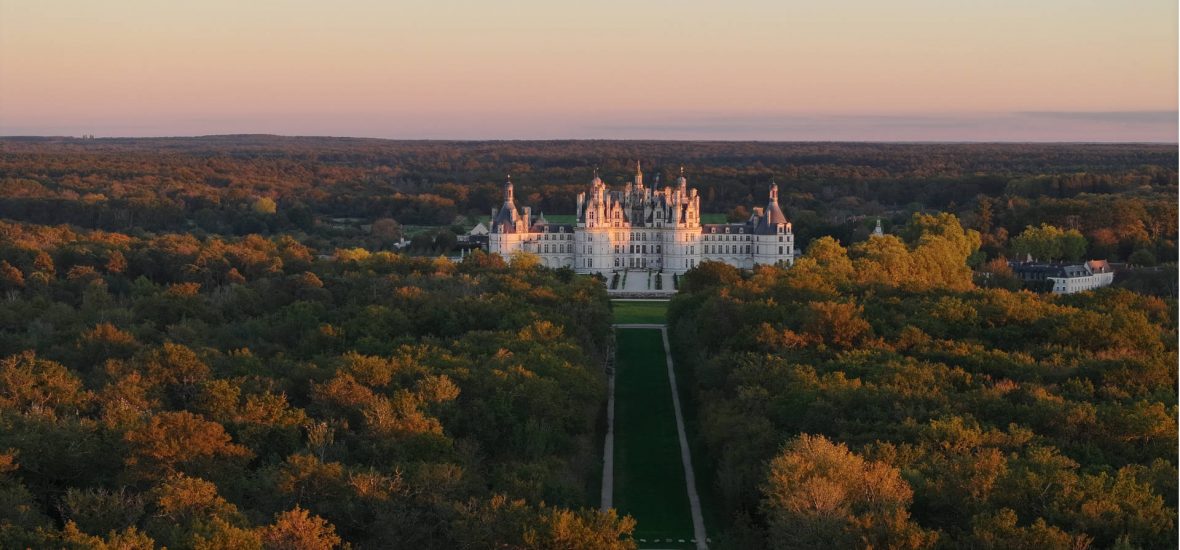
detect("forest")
[0,138,1176,548]
[0,137,1176,267]
[0,217,632,548]
[667,213,1177,549]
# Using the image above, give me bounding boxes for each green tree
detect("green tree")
[761,434,936,550]
[1011,224,1087,262]
[253,197,278,215]
[260,506,342,550]
[0,260,25,291]
[123,411,252,478]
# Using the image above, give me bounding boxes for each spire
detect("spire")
[761,179,787,227]
[504,174,514,203]
[634,160,644,189]
[636,160,642,174]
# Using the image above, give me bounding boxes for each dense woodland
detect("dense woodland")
[1,137,1176,267]
[668,214,1177,549]
[0,217,632,548]
[0,138,1176,548]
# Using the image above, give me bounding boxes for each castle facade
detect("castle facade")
[486,164,795,275]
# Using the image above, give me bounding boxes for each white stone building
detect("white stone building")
[1010,259,1115,294]
[486,164,795,275]
[1047,260,1114,294]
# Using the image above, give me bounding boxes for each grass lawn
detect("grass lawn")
[612,300,669,325]
[614,329,695,547]
[539,213,577,224]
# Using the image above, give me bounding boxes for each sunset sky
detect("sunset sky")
[1,0,1176,141]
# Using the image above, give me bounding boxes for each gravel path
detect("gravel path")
[601,355,616,511]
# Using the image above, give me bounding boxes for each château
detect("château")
[485,163,796,274]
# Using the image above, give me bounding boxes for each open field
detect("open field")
[614,329,696,548]
[612,300,670,324]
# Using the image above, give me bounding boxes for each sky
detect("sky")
[0,0,1176,141]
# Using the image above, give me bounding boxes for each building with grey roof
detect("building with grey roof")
[485,163,795,275]
[1009,259,1114,294]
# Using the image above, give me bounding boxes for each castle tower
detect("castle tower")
[752,180,794,267]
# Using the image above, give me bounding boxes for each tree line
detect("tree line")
[0,218,635,549]
[668,214,1176,549]
[1,138,1174,264]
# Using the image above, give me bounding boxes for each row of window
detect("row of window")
[703,234,751,242]
[706,245,751,254]
[616,257,656,268]
[699,245,791,256]
[547,243,786,256]
[614,244,662,254]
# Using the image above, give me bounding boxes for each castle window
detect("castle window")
[779,246,783,254]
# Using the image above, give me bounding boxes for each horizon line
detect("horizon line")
[2,134,1177,146]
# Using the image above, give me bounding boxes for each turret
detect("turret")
[634,160,644,190]
[754,180,789,234]
[490,175,524,233]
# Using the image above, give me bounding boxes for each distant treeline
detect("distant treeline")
[1,137,1175,261]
